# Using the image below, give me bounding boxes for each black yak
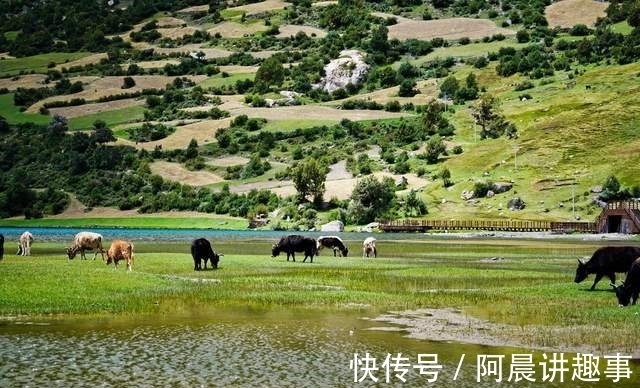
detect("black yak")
[272,235,317,263]
[191,238,222,270]
[612,257,640,306]
[574,246,640,290]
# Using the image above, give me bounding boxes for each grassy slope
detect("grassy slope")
[2,8,638,226]
[423,60,640,222]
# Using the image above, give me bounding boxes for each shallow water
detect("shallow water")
[1,227,638,387]
[1,308,638,388]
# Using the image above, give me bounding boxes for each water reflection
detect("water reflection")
[1,309,638,387]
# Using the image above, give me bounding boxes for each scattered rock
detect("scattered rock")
[320,220,344,232]
[508,197,526,210]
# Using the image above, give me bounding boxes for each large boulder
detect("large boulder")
[314,50,369,93]
[320,220,344,232]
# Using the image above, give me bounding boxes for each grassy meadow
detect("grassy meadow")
[2,238,640,353]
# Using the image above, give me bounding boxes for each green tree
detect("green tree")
[122,76,136,89]
[254,56,285,93]
[440,167,452,187]
[471,94,500,139]
[292,158,328,205]
[348,175,396,224]
[424,135,446,164]
[185,139,199,160]
[404,189,427,216]
[439,75,459,100]
[91,120,116,144]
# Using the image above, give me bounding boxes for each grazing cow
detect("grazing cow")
[0,233,4,260]
[104,240,134,271]
[363,237,377,258]
[317,236,349,257]
[66,231,105,260]
[611,257,640,306]
[272,235,317,263]
[18,231,34,256]
[574,246,640,290]
[191,238,222,271]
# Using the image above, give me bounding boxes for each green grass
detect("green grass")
[68,105,146,130]
[1,238,639,353]
[0,215,248,229]
[200,73,254,88]
[0,93,51,125]
[0,52,93,76]
[3,30,19,41]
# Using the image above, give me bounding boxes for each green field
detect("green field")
[0,215,248,229]
[1,238,639,354]
[0,52,93,76]
[0,93,51,125]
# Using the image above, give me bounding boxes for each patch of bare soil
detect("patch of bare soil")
[0,74,48,90]
[207,155,250,167]
[368,308,608,355]
[228,0,292,15]
[218,103,411,122]
[276,25,327,39]
[177,5,209,13]
[206,21,269,38]
[149,161,224,186]
[26,75,207,113]
[229,159,429,201]
[49,194,138,219]
[377,15,516,40]
[545,0,608,28]
[133,60,181,69]
[218,65,259,74]
[157,26,201,40]
[53,53,108,70]
[348,79,439,106]
[118,118,232,150]
[129,42,234,59]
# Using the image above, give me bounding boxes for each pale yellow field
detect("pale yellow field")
[375,14,516,40]
[276,25,327,39]
[227,0,292,15]
[150,160,225,186]
[26,75,208,112]
[545,0,608,28]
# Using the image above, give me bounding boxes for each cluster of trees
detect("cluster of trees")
[0,0,212,56]
[0,115,425,225]
[0,116,280,219]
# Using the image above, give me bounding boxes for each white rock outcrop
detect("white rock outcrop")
[314,50,369,93]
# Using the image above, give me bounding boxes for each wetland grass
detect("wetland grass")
[1,239,639,352]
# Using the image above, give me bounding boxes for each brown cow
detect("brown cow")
[104,240,134,271]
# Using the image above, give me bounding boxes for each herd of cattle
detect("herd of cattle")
[1,230,640,306]
[0,232,376,272]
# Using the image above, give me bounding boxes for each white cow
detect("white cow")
[66,232,105,260]
[18,231,34,256]
[362,237,377,258]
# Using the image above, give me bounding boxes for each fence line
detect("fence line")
[378,219,596,233]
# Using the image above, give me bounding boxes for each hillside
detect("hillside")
[1,0,638,228]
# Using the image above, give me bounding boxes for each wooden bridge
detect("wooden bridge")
[378,219,597,233]
[377,201,640,234]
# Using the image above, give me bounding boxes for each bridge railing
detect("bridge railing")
[378,219,596,233]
